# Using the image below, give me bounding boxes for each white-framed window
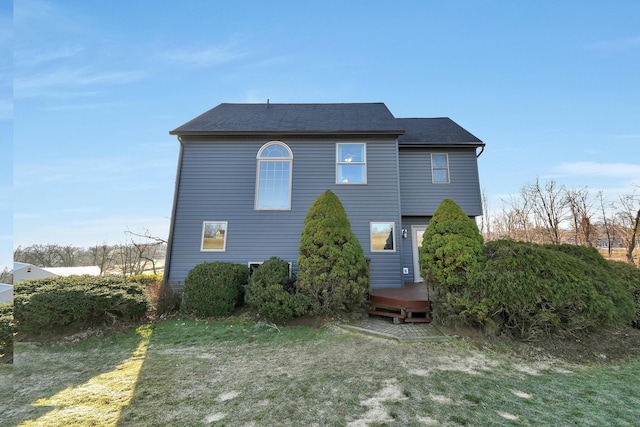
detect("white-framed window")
[431,153,450,183]
[370,221,395,252]
[248,261,293,277]
[336,143,366,184]
[201,221,228,252]
[255,141,293,210]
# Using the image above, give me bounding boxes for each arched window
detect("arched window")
[255,141,293,210]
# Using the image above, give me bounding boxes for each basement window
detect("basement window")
[201,221,228,252]
[371,222,395,252]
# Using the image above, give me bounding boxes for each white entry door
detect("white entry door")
[411,225,428,282]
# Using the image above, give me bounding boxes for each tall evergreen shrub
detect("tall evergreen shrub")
[297,190,369,314]
[420,198,485,291]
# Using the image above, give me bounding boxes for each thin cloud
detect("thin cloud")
[161,45,246,67]
[15,45,84,67]
[585,35,640,52]
[15,67,146,98]
[45,102,119,111]
[555,161,640,179]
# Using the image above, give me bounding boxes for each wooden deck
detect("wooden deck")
[367,282,432,323]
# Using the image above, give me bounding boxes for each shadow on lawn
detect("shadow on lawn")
[5,325,152,426]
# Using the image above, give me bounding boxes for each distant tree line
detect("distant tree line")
[480,179,640,266]
[13,229,167,277]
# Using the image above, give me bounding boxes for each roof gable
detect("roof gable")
[171,102,404,136]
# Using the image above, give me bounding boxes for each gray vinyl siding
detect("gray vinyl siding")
[167,136,403,293]
[399,147,482,217]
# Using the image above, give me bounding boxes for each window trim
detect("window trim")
[336,142,367,184]
[255,141,293,210]
[200,221,228,252]
[431,153,450,184]
[370,221,396,253]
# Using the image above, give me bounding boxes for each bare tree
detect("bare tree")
[565,187,594,246]
[55,244,81,267]
[13,244,63,267]
[125,228,167,275]
[0,267,12,284]
[89,243,114,275]
[112,229,167,276]
[597,191,616,257]
[525,178,568,244]
[617,191,640,265]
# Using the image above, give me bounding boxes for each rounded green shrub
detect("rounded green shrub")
[14,275,150,334]
[420,198,485,291]
[297,190,369,314]
[181,262,249,317]
[461,240,635,339]
[0,303,13,360]
[245,257,309,322]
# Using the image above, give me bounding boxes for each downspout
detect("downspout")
[162,135,184,293]
[476,145,485,158]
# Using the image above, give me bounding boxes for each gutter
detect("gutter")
[169,130,406,137]
[162,136,184,291]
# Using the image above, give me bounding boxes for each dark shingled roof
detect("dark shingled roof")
[396,118,483,145]
[170,102,405,136]
[171,103,484,146]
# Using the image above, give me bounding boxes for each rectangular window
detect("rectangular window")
[431,153,450,183]
[337,143,366,184]
[201,221,228,251]
[370,222,395,252]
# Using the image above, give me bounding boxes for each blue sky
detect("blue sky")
[3,0,640,270]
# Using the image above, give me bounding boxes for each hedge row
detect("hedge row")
[609,260,640,328]
[14,275,150,334]
[0,303,12,359]
[455,241,636,339]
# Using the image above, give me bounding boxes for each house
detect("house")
[13,262,101,282]
[164,102,484,294]
[0,284,11,303]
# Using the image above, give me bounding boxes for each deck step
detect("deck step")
[366,309,405,319]
[367,283,433,324]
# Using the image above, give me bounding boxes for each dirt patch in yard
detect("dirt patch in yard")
[443,324,640,364]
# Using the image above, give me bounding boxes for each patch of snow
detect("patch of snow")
[346,378,407,427]
[497,411,519,420]
[217,391,240,401]
[511,390,532,399]
[204,412,226,423]
[416,415,440,425]
[428,394,453,405]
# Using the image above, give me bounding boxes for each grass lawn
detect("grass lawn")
[4,319,640,426]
